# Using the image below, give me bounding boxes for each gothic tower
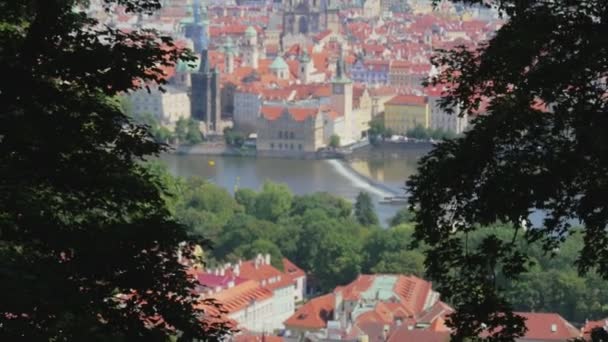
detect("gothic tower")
[185,0,209,54]
[191,50,221,133]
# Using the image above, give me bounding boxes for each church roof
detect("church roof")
[269,56,289,70]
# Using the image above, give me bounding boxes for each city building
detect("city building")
[383,95,430,134]
[196,254,306,333]
[282,0,341,37]
[124,85,191,126]
[283,274,445,341]
[256,105,334,155]
[425,86,469,135]
[350,58,391,85]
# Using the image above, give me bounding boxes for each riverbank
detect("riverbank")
[170,139,435,160]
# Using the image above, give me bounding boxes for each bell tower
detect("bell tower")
[331,45,353,142]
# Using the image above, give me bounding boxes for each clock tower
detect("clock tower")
[331,48,353,143]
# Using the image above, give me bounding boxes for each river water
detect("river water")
[160,144,432,225]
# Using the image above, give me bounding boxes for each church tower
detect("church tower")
[326,0,340,33]
[224,37,235,74]
[187,0,209,54]
[244,26,259,69]
[331,46,353,142]
[191,50,221,134]
[298,50,313,84]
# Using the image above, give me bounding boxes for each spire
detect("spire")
[193,0,201,24]
[192,0,209,53]
[333,44,350,83]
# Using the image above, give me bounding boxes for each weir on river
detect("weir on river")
[160,146,431,225]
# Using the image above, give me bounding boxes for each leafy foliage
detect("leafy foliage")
[0,0,229,341]
[406,124,457,140]
[329,134,341,148]
[409,1,608,339]
[151,163,608,319]
[355,192,379,226]
[223,127,245,147]
[368,117,393,144]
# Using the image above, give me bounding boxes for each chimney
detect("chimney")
[551,324,557,333]
[234,264,240,276]
[219,267,225,276]
[214,268,219,275]
[265,253,271,265]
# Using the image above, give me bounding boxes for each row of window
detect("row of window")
[278,131,296,139]
[270,142,303,151]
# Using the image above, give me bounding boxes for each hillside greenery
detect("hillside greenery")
[151,162,608,323]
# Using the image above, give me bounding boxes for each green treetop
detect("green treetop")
[0,0,229,340]
[410,1,608,340]
[354,191,379,226]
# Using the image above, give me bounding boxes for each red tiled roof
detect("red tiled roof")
[429,316,451,332]
[415,301,454,324]
[211,280,273,314]
[234,334,283,342]
[388,328,450,342]
[393,275,434,315]
[313,29,332,42]
[261,106,319,122]
[334,274,375,301]
[197,273,248,290]
[283,258,306,279]
[284,293,335,329]
[235,258,284,283]
[581,319,608,341]
[385,95,428,106]
[517,312,580,341]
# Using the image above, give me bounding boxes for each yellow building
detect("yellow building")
[383,95,430,134]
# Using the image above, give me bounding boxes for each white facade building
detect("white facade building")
[125,85,191,126]
[429,97,469,135]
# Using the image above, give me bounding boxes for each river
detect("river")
[160,144,432,225]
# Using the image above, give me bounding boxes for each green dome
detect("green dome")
[245,26,257,37]
[270,56,289,70]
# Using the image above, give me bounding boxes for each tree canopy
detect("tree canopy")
[354,191,379,226]
[0,0,229,340]
[410,0,608,340]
